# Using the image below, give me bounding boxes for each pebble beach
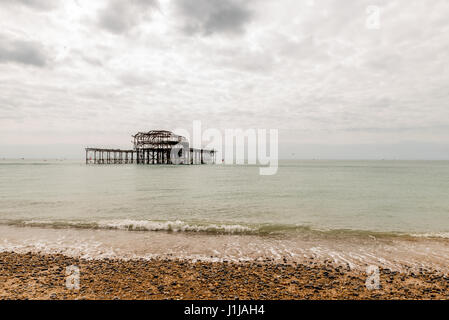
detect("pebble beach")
[1,251,448,300]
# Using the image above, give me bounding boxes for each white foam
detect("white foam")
[409,232,449,239]
[1,223,449,273]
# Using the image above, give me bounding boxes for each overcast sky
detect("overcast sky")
[0,0,448,159]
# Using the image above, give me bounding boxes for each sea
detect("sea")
[1,159,448,272]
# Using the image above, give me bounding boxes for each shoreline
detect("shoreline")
[2,224,449,274]
[1,251,448,300]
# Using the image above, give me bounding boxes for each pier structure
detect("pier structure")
[85,130,216,165]
[85,148,135,164]
[133,130,216,165]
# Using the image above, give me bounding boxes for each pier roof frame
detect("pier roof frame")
[133,130,188,150]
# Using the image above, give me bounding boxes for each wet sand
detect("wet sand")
[0,251,448,300]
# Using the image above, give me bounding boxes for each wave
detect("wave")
[409,232,449,239]
[2,219,449,240]
[99,219,257,234]
[5,219,258,235]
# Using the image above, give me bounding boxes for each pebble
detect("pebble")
[0,251,447,300]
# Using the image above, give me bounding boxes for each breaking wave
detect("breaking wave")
[1,219,449,239]
[5,219,258,235]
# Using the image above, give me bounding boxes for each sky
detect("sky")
[0,0,448,159]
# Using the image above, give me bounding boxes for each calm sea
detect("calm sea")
[1,160,448,271]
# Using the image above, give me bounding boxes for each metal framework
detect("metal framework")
[85,148,135,164]
[85,130,216,165]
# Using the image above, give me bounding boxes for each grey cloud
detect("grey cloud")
[118,71,152,87]
[174,0,252,36]
[277,36,330,63]
[74,50,104,67]
[81,55,103,67]
[216,47,275,72]
[364,52,403,73]
[1,0,449,160]
[0,36,48,67]
[97,0,158,34]
[1,0,58,10]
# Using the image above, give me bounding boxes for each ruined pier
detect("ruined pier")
[85,130,216,165]
[85,148,135,164]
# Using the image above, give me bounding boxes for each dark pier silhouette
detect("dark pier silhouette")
[86,130,216,165]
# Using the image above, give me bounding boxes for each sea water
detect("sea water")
[1,160,448,271]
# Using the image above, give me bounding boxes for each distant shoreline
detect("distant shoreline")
[0,251,448,300]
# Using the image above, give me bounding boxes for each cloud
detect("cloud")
[1,0,58,11]
[118,71,152,87]
[174,0,252,36]
[0,0,449,159]
[0,35,48,67]
[97,0,158,34]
